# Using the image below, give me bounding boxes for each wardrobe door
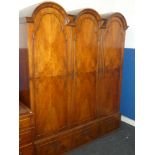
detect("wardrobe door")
[98,69,121,116]
[72,12,100,125]
[99,16,125,116]
[32,7,70,139]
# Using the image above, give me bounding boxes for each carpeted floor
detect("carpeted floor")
[65,122,135,155]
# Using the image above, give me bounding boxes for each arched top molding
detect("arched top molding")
[76,9,101,21]
[101,12,128,30]
[20,2,70,24]
[19,3,127,30]
[68,9,102,26]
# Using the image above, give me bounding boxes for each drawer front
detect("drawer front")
[72,124,98,147]
[99,116,120,135]
[35,135,72,155]
[19,144,33,155]
[105,117,120,132]
[20,116,33,129]
[19,129,33,146]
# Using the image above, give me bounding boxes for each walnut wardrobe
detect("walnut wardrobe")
[19,2,127,155]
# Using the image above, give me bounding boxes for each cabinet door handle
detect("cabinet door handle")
[19,151,22,155]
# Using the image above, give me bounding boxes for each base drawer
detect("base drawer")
[72,123,98,148]
[99,115,120,135]
[35,134,72,155]
[19,144,33,155]
[34,114,120,155]
[20,128,33,147]
[105,117,120,132]
[20,115,34,130]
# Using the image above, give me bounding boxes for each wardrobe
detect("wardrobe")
[19,2,127,155]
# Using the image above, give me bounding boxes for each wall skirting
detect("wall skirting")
[121,115,135,126]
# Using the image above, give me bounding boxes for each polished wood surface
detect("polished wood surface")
[19,2,127,155]
[34,113,120,155]
[72,11,100,125]
[98,14,126,117]
[19,102,34,130]
[19,49,30,108]
[19,102,34,155]
[33,8,70,139]
[19,144,33,155]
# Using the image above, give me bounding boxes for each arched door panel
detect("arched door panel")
[33,8,70,138]
[72,13,100,124]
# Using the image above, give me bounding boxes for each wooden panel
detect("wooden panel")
[35,134,72,155]
[99,114,120,135]
[32,8,70,139]
[19,48,30,107]
[73,72,97,124]
[19,144,33,155]
[34,113,120,155]
[20,101,32,116]
[72,123,98,148]
[19,102,34,130]
[99,17,125,117]
[34,76,69,138]
[19,102,34,131]
[33,13,68,77]
[102,18,125,70]
[75,15,98,73]
[73,14,99,124]
[20,116,33,130]
[19,128,33,147]
[98,69,121,116]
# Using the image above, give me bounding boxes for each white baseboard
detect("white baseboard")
[121,115,135,126]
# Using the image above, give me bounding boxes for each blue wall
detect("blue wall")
[120,48,135,120]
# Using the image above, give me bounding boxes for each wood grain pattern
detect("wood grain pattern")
[98,15,126,118]
[19,102,34,130]
[19,2,127,155]
[33,13,68,77]
[31,6,71,139]
[101,17,125,70]
[98,69,121,116]
[20,128,33,147]
[35,113,120,155]
[19,102,34,155]
[73,72,96,124]
[34,76,69,139]
[19,144,33,155]
[19,48,30,108]
[72,13,100,125]
[75,15,98,73]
